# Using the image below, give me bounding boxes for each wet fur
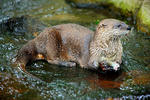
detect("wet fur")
[15,19,130,70]
[16,24,94,68]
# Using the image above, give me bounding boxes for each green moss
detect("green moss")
[137,0,150,33]
[139,3,150,26]
[108,0,142,13]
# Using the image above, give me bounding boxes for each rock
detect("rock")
[0,16,28,35]
[66,0,150,35]
[0,16,46,36]
[137,0,150,35]
[66,0,102,8]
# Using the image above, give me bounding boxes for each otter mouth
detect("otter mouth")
[99,62,120,72]
[120,30,130,36]
[125,32,128,36]
[122,27,133,36]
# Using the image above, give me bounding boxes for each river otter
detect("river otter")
[15,19,131,71]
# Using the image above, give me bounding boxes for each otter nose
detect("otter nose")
[127,26,131,30]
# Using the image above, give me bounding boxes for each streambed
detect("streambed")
[0,0,150,99]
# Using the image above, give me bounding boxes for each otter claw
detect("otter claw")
[110,62,120,71]
[99,61,120,71]
[68,62,76,67]
[93,61,99,67]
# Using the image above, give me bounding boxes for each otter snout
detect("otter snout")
[127,26,131,30]
[99,61,120,71]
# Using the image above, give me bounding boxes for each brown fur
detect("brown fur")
[15,19,131,71]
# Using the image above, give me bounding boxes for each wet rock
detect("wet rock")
[66,0,102,8]
[120,70,150,95]
[0,16,46,36]
[0,16,28,35]
[130,70,150,85]
[66,0,142,13]
[122,95,150,100]
[0,73,28,99]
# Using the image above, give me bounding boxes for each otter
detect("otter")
[15,19,131,72]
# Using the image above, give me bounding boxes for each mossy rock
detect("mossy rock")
[66,0,150,34]
[108,0,142,15]
[137,0,150,35]
[66,0,142,13]
[66,0,102,8]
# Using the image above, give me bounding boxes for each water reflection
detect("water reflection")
[86,71,125,89]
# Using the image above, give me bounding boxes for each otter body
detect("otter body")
[16,24,94,68]
[15,19,131,71]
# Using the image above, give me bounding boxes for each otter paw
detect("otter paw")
[89,61,99,69]
[110,62,120,71]
[67,62,76,67]
[59,61,76,67]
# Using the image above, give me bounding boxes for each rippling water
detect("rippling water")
[0,0,150,100]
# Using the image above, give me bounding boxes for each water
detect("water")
[0,0,150,99]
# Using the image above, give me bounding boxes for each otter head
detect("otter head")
[96,19,131,40]
[89,19,131,71]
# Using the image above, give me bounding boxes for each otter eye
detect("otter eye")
[117,24,121,28]
[102,24,107,27]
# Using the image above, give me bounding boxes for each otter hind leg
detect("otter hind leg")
[48,60,76,67]
[45,28,76,67]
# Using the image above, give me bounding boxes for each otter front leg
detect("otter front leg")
[99,57,120,71]
[115,42,123,64]
[47,60,76,67]
[106,61,120,71]
[88,56,99,69]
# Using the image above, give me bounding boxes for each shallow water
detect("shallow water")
[0,0,150,99]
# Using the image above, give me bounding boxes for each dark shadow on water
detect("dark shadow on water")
[86,68,126,89]
[26,60,126,89]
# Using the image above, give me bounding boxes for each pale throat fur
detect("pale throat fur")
[89,24,122,66]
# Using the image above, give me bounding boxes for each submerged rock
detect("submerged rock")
[66,0,142,13]
[0,16,46,36]
[0,16,28,35]
[66,0,102,8]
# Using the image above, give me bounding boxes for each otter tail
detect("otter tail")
[11,58,43,81]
